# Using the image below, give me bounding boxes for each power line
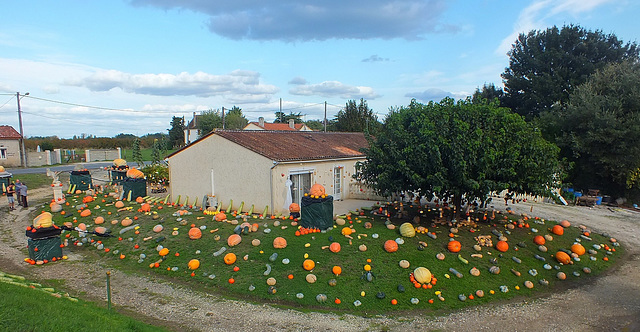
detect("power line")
[0,95,15,110]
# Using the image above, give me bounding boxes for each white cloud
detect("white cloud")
[405,88,469,102]
[496,0,616,56]
[68,69,279,99]
[288,77,308,85]
[289,81,380,99]
[131,0,456,41]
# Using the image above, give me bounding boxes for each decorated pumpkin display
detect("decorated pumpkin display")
[399,223,416,238]
[126,168,144,179]
[413,267,432,284]
[188,259,200,270]
[555,251,572,265]
[228,234,242,247]
[384,240,398,253]
[309,184,326,197]
[273,237,287,249]
[33,212,53,228]
[224,253,237,265]
[570,243,586,256]
[303,259,315,271]
[495,240,509,252]
[188,227,202,240]
[329,242,341,253]
[447,240,462,253]
[289,203,300,213]
[551,225,564,236]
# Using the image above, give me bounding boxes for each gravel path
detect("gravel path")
[1,186,639,331]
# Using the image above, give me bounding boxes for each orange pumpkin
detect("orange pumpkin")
[289,203,300,213]
[82,196,94,203]
[188,259,200,270]
[329,242,341,253]
[555,251,572,264]
[94,226,107,235]
[551,225,564,236]
[136,196,144,204]
[223,253,237,265]
[533,235,546,245]
[80,209,92,217]
[447,240,461,253]
[570,243,586,256]
[332,265,342,275]
[188,227,202,240]
[496,240,509,252]
[121,218,133,227]
[227,234,242,246]
[309,184,326,197]
[126,168,144,179]
[341,227,353,236]
[94,216,105,225]
[384,240,398,253]
[302,259,315,271]
[559,220,571,228]
[215,212,227,222]
[140,203,151,212]
[273,237,287,249]
[115,201,125,208]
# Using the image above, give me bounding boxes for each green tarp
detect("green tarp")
[70,170,92,191]
[110,169,127,185]
[28,237,62,261]
[0,175,10,194]
[300,195,334,230]
[123,178,146,200]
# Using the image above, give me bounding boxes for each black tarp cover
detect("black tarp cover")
[300,195,334,230]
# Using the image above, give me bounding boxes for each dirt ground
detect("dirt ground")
[1,182,639,331]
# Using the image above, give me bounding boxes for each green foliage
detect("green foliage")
[355,98,560,211]
[0,276,166,331]
[224,106,249,130]
[150,139,163,165]
[274,111,303,123]
[304,119,325,131]
[333,99,382,134]
[541,61,640,196]
[141,163,169,185]
[11,173,51,189]
[167,116,185,149]
[472,83,504,106]
[197,109,223,135]
[131,138,144,168]
[502,24,639,119]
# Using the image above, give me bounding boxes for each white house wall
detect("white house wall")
[169,135,274,213]
[0,139,21,167]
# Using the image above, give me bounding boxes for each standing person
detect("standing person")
[6,181,15,210]
[14,179,23,207]
[20,182,28,208]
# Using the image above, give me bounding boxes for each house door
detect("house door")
[334,166,342,200]
[290,172,312,206]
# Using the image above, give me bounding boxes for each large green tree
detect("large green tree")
[167,116,185,149]
[333,99,382,134]
[274,111,303,124]
[502,25,638,119]
[197,107,249,134]
[541,61,640,197]
[224,106,249,130]
[354,98,560,214]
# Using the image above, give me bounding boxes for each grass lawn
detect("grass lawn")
[10,173,51,189]
[0,272,167,332]
[120,148,176,163]
[36,190,623,315]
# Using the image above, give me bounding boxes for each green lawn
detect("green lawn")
[10,173,51,190]
[0,272,167,332]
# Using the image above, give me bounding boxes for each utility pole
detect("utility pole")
[324,101,327,132]
[221,107,225,129]
[279,98,282,122]
[16,92,28,167]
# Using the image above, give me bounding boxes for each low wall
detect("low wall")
[26,149,62,167]
[85,148,121,162]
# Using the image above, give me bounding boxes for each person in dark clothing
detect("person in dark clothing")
[6,181,15,210]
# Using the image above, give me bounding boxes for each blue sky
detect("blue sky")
[0,0,637,138]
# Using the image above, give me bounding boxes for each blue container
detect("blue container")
[574,192,583,198]
[564,188,574,193]
[596,196,603,205]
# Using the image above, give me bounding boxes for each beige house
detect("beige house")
[0,125,22,167]
[167,130,377,215]
[243,117,313,131]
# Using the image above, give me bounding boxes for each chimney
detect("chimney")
[289,119,295,129]
[259,117,265,127]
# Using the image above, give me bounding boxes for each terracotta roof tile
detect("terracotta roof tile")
[248,122,304,131]
[169,130,369,161]
[0,126,21,139]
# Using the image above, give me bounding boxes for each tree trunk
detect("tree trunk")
[453,193,463,221]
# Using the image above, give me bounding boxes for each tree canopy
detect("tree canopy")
[502,24,638,119]
[354,98,560,213]
[197,107,248,134]
[167,116,185,149]
[333,99,382,134]
[274,111,303,124]
[540,60,640,196]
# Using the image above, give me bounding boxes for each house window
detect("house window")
[290,171,312,206]
[0,148,6,159]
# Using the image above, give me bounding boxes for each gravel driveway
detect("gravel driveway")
[1,186,639,331]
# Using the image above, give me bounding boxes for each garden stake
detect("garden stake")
[106,271,112,311]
